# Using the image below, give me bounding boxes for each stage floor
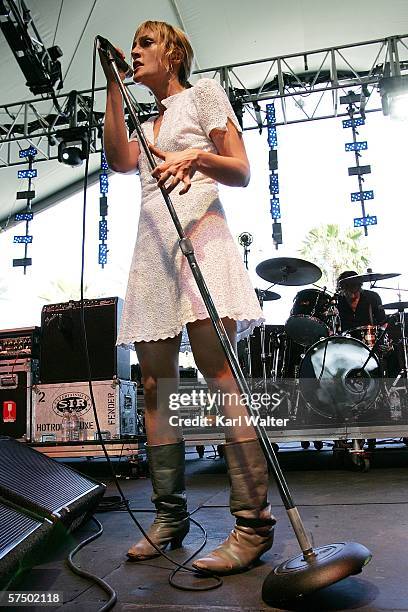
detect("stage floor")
[6,442,408,611]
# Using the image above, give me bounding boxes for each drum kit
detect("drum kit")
[243,256,408,421]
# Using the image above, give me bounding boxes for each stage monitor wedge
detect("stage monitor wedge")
[0,437,106,530]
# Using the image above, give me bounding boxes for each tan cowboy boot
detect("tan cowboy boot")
[192,438,275,574]
[127,440,189,560]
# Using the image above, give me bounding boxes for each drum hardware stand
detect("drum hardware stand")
[270,330,283,382]
[255,290,272,394]
[309,285,326,319]
[103,46,372,605]
[390,308,408,387]
[387,290,408,387]
[326,292,341,336]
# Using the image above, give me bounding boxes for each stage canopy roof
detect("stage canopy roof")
[1,0,408,229]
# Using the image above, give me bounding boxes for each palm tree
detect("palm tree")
[37,264,128,304]
[299,224,371,290]
[38,279,93,303]
[0,278,7,300]
[0,278,8,300]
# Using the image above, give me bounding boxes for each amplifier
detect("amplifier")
[0,327,40,360]
[39,297,130,383]
[32,379,138,443]
[0,359,36,440]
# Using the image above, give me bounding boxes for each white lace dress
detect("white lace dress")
[117,78,264,346]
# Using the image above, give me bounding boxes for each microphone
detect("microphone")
[238,232,253,247]
[96,35,133,78]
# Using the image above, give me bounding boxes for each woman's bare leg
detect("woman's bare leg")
[135,333,182,445]
[186,317,257,442]
[127,332,189,562]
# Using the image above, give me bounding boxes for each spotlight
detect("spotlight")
[379,75,408,120]
[57,128,89,167]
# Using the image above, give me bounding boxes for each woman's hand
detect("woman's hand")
[98,46,127,84]
[149,143,200,195]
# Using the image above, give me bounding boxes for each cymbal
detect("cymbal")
[255,288,281,301]
[339,272,401,285]
[256,257,322,286]
[383,301,408,310]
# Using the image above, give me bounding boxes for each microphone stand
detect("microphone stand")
[102,46,371,605]
[238,233,253,381]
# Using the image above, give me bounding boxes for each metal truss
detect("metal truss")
[1,33,408,167]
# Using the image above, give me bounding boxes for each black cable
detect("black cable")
[63,0,98,81]
[73,38,223,597]
[52,0,64,47]
[66,516,117,612]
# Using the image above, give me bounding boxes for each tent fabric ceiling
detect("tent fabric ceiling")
[1,0,408,228]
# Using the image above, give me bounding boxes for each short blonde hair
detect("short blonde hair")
[134,21,194,87]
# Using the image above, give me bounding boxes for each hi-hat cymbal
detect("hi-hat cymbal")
[383,301,408,310]
[256,257,322,286]
[255,288,281,301]
[338,272,401,286]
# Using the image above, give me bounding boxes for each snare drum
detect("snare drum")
[344,324,391,354]
[285,289,331,346]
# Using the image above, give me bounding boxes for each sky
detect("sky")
[1,91,408,357]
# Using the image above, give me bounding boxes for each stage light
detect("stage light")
[379,75,408,120]
[0,0,63,96]
[267,126,277,147]
[99,173,109,194]
[19,146,38,158]
[350,190,374,202]
[98,244,108,265]
[342,118,365,128]
[98,150,109,267]
[345,142,368,152]
[266,102,282,245]
[342,98,375,234]
[57,127,89,167]
[14,212,33,221]
[101,154,109,171]
[354,215,377,227]
[269,174,279,194]
[99,220,108,240]
[58,143,84,166]
[266,104,276,121]
[270,199,281,219]
[13,235,32,244]
[17,169,37,179]
[340,92,361,105]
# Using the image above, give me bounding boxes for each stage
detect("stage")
[7,442,408,611]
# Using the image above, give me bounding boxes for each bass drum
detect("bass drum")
[298,336,381,420]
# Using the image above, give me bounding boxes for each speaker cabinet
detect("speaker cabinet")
[39,297,130,383]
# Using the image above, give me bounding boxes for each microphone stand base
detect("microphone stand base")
[262,541,371,606]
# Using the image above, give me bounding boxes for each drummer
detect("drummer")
[336,270,386,331]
